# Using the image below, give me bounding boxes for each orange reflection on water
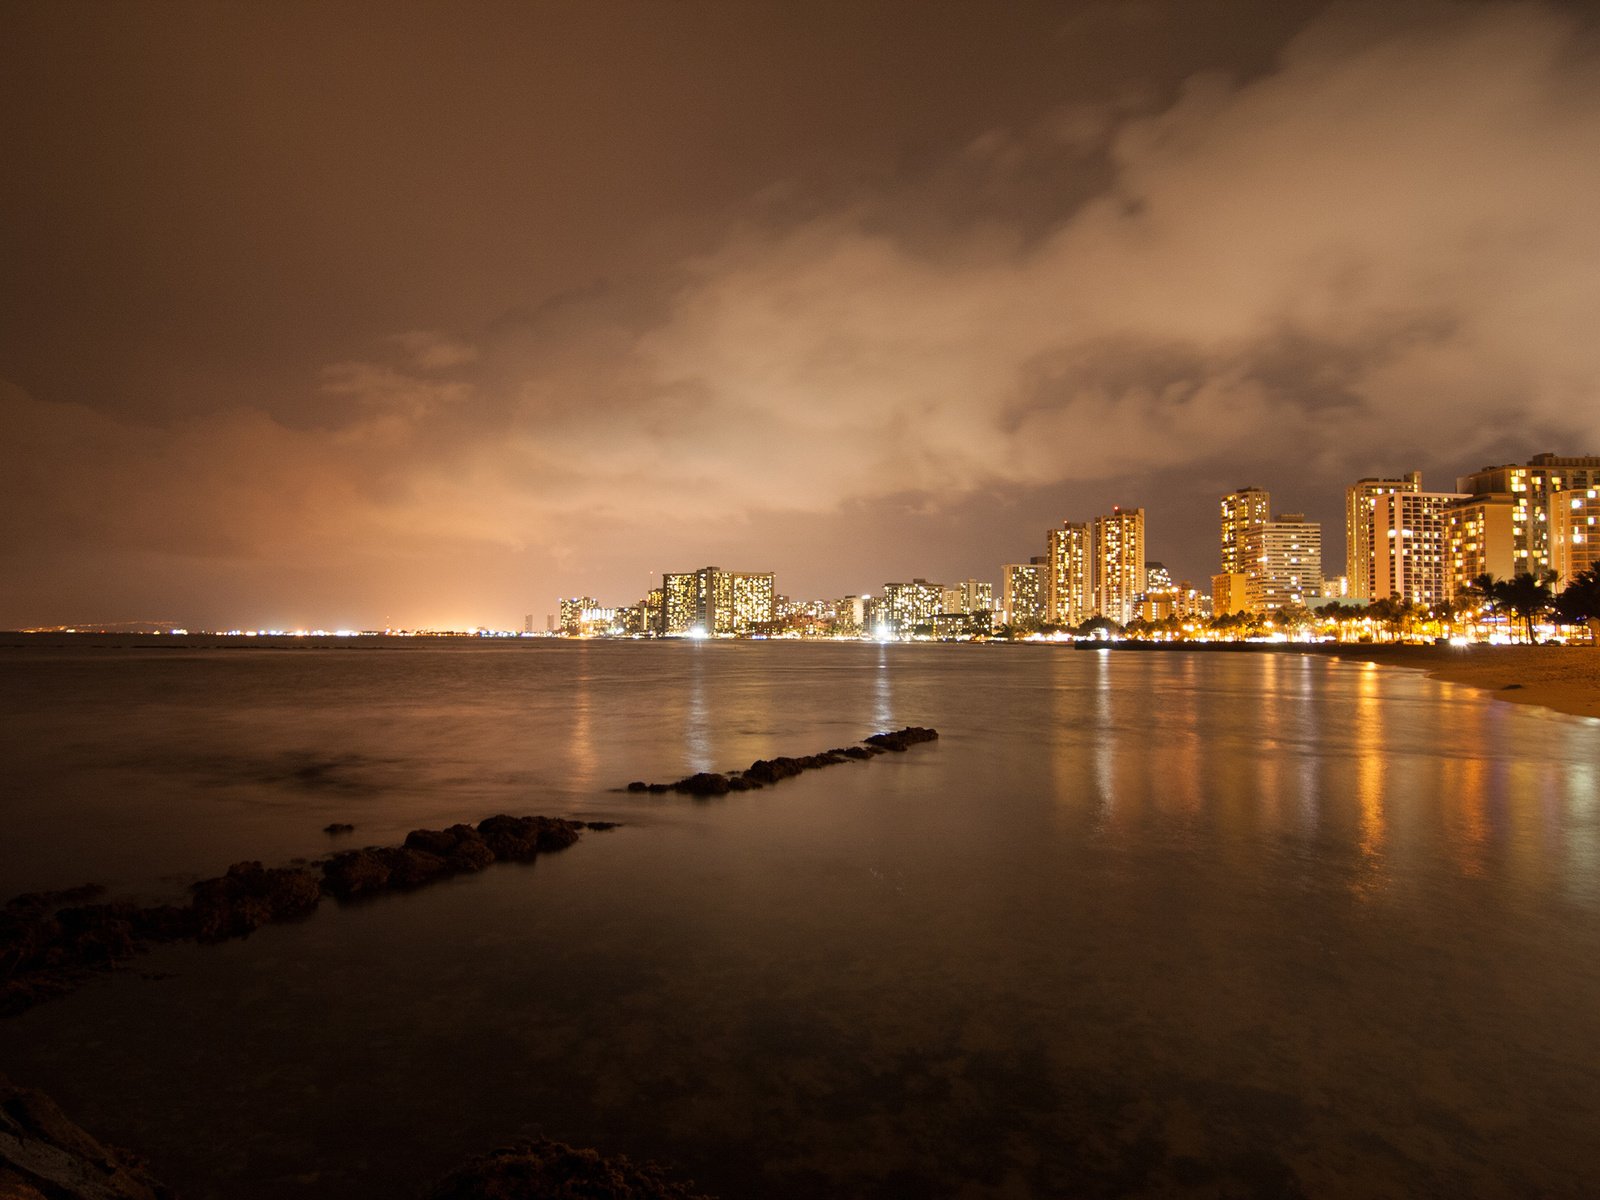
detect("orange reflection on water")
[1353,663,1388,896]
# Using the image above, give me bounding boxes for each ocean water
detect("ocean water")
[1,637,1597,1198]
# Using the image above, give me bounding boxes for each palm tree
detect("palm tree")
[1498,570,1556,644]
[1458,572,1502,641]
[1555,567,1600,646]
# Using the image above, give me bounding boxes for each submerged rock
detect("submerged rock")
[672,772,731,797]
[323,822,356,834]
[321,848,393,898]
[423,1136,713,1200]
[625,726,941,795]
[862,726,940,752]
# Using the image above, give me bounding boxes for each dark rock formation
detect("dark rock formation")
[1,1073,176,1199]
[4,814,608,1016]
[863,726,940,752]
[323,822,356,834]
[423,1136,713,1200]
[626,726,939,795]
[189,863,321,942]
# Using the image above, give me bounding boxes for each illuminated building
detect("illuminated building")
[942,578,993,616]
[836,595,867,635]
[1211,572,1248,616]
[1094,506,1145,625]
[660,567,775,635]
[558,596,599,635]
[1144,562,1173,593]
[1457,454,1600,575]
[1444,495,1515,599]
[1220,487,1270,577]
[1346,472,1422,600]
[1002,562,1047,627]
[1552,488,1600,586]
[881,579,945,631]
[1242,514,1322,611]
[1046,522,1094,626]
[1372,491,1464,605]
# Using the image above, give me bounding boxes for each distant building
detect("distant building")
[881,579,945,631]
[660,567,775,635]
[941,578,993,617]
[1444,495,1516,600]
[1144,562,1174,593]
[1211,572,1249,617]
[1372,491,1464,606]
[836,594,868,635]
[1001,563,1048,627]
[1046,522,1095,626]
[1552,487,1600,586]
[1242,514,1322,611]
[1457,454,1600,576]
[1094,506,1145,625]
[1219,487,1270,577]
[558,596,600,635]
[1346,473,1422,600]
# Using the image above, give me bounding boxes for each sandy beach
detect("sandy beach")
[1314,643,1600,721]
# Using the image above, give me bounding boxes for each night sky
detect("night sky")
[5,1,1599,629]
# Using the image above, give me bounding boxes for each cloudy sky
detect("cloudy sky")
[4,0,1599,629]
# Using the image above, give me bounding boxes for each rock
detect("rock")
[476,815,584,861]
[403,827,461,856]
[190,861,322,941]
[382,847,449,888]
[323,822,355,834]
[423,1136,713,1200]
[321,848,393,898]
[840,746,873,760]
[863,726,940,753]
[583,821,622,831]
[672,772,731,796]
[646,783,670,794]
[744,757,802,785]
[0,1073,175,1199]
[4,884,106,912]
[626,781,648,792]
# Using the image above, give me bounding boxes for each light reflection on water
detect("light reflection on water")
[0,637,1598,1199]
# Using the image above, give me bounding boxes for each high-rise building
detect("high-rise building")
[941,578,993,616]
[660,567,775,634]
[881,579,945,631]
[1346,472,1423,600]
[1444,495,1516,599]
[1372,491,1464,605]
[1143,562,1174,593]
[1552,487,1600,586]
[1002,563,1048,627]
[1094,506,1145,625]
[1220,487,1270,577]
[1046,522,1094,626]
[1241,514,1322,611]
[1457,454,1600,576]
[1211,573,1248,616]
[558,596,600,635]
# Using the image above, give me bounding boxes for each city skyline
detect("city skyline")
[5,2,1600,630]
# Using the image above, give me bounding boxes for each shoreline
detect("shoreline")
[1088,641,1600,721]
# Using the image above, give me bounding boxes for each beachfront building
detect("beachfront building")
[881,579,945,632]
[1242,514,1322,611]
[1457,453,1600,577]
[1552,488,1600,586]
[660,567,776,635]
[1046,522,1095,626]
[835,594,868,636]
[1094,506,1145,625]
[1211,572,1249,617]
[558,596,601,635]
[1001,562,1048,627]
[1346,472,1423,600]
[1372,491,1464,606]
[1220,487,1270,578]
[1444,495,1516,600]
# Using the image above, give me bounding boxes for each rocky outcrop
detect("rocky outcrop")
[0,1073,175,1199]
[1,818,617,1017]
[624,726,940,798]
[423,1136,713,1200]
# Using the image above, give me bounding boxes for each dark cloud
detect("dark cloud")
[3,1,1598,626]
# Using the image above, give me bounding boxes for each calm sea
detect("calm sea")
[1,637,1597,1198]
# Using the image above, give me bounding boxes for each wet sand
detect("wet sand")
[1310,643,1600,721]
